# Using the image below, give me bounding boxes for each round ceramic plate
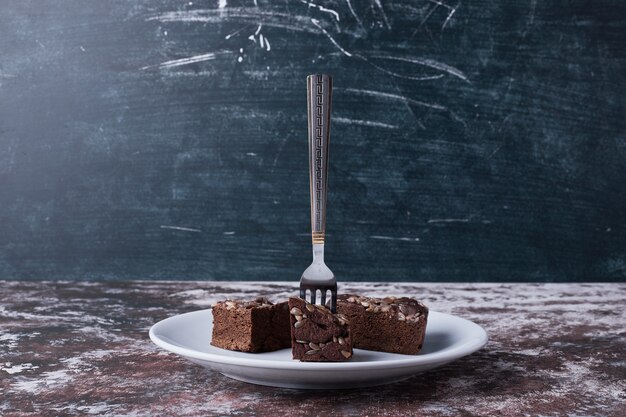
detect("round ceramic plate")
[149,309,487,389]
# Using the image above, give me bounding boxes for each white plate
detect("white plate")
[149,309,487,389]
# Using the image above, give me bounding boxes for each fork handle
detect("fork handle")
[307,74,332,245]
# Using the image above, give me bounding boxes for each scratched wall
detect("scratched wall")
[0,1,624,281]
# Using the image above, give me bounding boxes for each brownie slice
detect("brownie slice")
[288,297,353,362]
[211,297,291,352]
[336,295,428,355]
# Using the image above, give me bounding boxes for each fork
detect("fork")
[299,74,338,313]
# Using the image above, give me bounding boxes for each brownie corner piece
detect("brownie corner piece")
[337,294,428,355]
[211,297,290,353]
[288,297,353,362]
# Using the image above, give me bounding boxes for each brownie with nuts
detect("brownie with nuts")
[288,297,353,362]
[211,297,291,352]
[336,295,428,355]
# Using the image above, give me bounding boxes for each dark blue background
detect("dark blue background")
[0,0,624,281]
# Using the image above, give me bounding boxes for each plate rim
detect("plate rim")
[149,309,488,370]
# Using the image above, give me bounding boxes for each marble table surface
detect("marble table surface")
[1,281,625,416]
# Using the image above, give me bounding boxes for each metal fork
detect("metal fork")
[299,74,338,313]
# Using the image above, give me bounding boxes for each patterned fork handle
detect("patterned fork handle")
[307,74,332,245]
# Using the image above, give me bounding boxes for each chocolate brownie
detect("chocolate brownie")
[336,295,428,355]
[211,297,291,352]
[288,297,353,362]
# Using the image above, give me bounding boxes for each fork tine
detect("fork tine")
[309,289,316,305]
[300,288,306,299]
[331,290,337,313]
[320,289,327,307]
